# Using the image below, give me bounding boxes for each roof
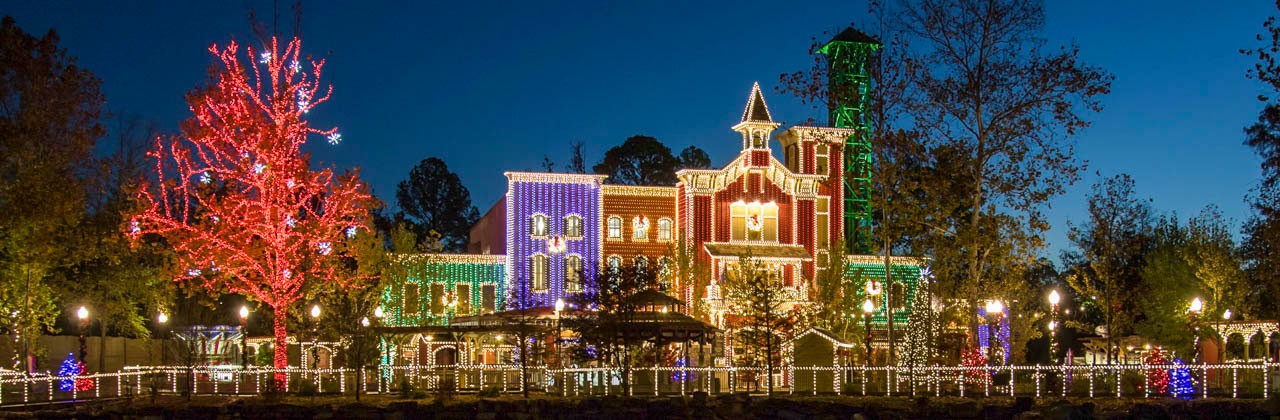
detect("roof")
[504,172,608,185]
[627,289,686,307]
[703,242,811,260]
[828,26,880,45]
[740,82,773,123]
[792,327,855,348]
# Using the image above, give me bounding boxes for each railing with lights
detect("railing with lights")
[1,362,1276,405]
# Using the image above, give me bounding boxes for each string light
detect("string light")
[126,36,375,375]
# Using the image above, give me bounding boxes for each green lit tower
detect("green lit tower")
[818,27,881,253]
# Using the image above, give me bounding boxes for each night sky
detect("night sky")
[3,1,1271,257]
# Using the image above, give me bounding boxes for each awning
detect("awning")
[703,242,811,261]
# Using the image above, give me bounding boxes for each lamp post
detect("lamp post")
[1221,308,1232,363]
[985,300,1004,367]
[309,304,321,371]
[75,306,89,369]
[1048,290,1061,364]
[1188,297,1202,363]
[862,299,875,366]
[238,306,250,370]
[554,298,565,372]
[157,312,169,367]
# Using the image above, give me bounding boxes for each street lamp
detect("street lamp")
[76,306,89,368]
[1221,308,1232,363]
[862,298,875,366]
[157,312,169,366]
[309,304,321,371]
[1048,290,1061,364]
[238,306,250,369]
[1188,298,1203,363]
[554,298,565,370]
[985,300,1004,367]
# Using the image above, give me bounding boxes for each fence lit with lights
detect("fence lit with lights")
[1,363,1276,406]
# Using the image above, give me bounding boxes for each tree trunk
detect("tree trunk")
[765,330,774,395]
[272,306,289,386]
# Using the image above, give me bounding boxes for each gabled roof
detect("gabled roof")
[741,82,773,123]
[791,327,856,348]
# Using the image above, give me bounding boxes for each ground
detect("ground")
[0,394,1276,419]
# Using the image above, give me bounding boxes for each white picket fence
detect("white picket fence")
[0,363,1275,406]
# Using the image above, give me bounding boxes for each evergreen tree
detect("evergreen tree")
[898,271,937,367]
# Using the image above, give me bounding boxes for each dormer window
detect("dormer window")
[531,214,549,237]
[564,215,583,238]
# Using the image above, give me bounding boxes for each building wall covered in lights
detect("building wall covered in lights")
[504,172,606,309]
[384,82,923,332]
[382,254,506,327]
[600,185,678,276]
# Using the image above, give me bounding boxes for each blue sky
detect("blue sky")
[2,0,1272,258]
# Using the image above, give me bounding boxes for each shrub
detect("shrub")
[298,381,318,397]
[478,386,501,397]
[398,378,415,398]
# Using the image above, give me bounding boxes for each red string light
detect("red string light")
[127,37,375,374]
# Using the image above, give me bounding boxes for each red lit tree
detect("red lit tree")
[126,37,375,371]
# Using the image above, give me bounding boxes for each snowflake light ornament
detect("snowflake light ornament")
[326,132,342,145]
[345,226,358,238]
[259,51,272,64]
[318,241,332,255]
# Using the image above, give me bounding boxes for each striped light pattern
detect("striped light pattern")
[505,174,603,309]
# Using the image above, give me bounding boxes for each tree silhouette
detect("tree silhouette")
[395,157,480,252]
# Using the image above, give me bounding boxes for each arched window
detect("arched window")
[632,216,650,240]
[531,254,549,291]
[564,215,583,238]
[607,255,622,273]
[607,216,623,239]
[657,218,673,242]
[531,214,549,237]
[565,254,583,292]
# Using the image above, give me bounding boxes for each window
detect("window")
[565,255,583,292]
[657,218,673,242]
[816,197,830,248]
[658,257,673,276]
[404,283,420,315]
[482,285,497,312]
[456,284,471,315]
[730,201,778,242]
[731,202,748,240]
[607,255,622,273]
[607,216,622,239]
[531,214,549,237]
[564,215,583,238]
[632,216,650,240]
[785,144,798,171]
[430,283,445,315]
[635,256,649,272]
[815,143,829,175]
[532,254,549,291]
